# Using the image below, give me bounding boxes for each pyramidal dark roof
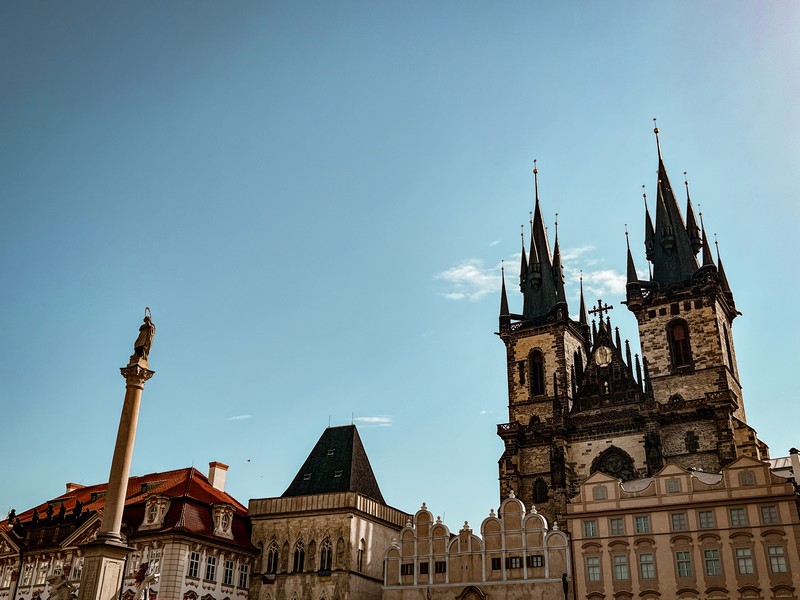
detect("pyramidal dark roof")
[282,425,385,504]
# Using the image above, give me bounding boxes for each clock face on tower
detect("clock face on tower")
[594,345,612,367]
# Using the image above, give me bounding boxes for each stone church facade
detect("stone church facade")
[496,128,768,526]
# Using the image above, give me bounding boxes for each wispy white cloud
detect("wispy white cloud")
[566,266,626,297]
[353,416,393,427]
[488,239,501,247]
[435,259,501,301]
[561,244,595,262]
[226,414,253,421]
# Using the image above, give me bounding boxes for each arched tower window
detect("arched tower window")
[293,541,305,573]
[266,542,279,574]
[667,320,692,368]
[320,538,332,572]
[530,351,545,396]
[533,478,548,503]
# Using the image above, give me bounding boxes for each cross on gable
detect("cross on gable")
[588,299,614,320]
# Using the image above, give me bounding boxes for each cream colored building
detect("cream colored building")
[568,458,800,599]
[249,425,408,600]
[383,495,572,600]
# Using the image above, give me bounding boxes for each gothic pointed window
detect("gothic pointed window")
[293,541,305,573]
[320,538,332,572]
[530,351,545,396]
[668,320,692,368]
[266,542,279,574]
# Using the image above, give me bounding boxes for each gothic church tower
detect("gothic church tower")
[497,130,768,524]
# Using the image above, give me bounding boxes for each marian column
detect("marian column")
[78,311,155,600]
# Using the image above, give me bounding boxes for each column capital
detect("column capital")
[119,363,155,388]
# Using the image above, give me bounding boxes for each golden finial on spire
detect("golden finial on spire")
[653,117,662,159]
[642,184,647,206]
[554,211,559,238]
[533,159,540,203]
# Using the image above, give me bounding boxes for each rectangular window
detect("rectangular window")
[35,561,49,585]
[148,549,161,575]
[419,562,429,575]
[129,552,141,575]
[761,505,779,524]
[736,548,754,574]
[205,556,217,581]
[639,553,655,579]
[698,510,715,529]
[676,551,692,578]
[635,515,650,534]
[586,556,601,582]
[671,513,688,531]
[583,520,598,537]
[401,563,414,576]
[70,558,83,582]
[666,478,681,493]
[187,552,200,579]
[22,564,33,586]
[704,549,721,576]
[223,560,234,586]
[434,561,446,574]
[490,557,501,571]
[740,471,756,485]
[613,555,629,580]
[506,556,522,569]
[769,546,788,573]
[730,508,748,527]
[526,555,544,568]
[610,517,625,535]
[0,566,12,588]
[238,564,249,589]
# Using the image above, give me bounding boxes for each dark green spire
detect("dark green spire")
[522,163,559,319]
[649,123,699,284]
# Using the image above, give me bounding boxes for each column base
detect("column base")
[77,538,133,600]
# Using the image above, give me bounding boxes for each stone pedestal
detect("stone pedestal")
[77,355,154,600]
[78,539,131,600]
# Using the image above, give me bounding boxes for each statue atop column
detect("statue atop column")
[130,308,156,364]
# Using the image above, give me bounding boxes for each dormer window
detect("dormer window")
[212,504,235,539]
[139,495,170,531]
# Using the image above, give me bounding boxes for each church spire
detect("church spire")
[522,161,559,320]
[552,215,567,305]
[715,237,735,306]
[625,227,639,285]
[684,173,702,255]
[579,274,589,327]
[500,262,510,319]
[519,226,528,292]
[643,187,655,263]
[700,213,715,268]
[649,120,700,284]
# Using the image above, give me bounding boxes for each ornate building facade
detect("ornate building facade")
[496,129,768,526]
[568,457,800,599]
[0,463,256,600]
[383,496,571,600]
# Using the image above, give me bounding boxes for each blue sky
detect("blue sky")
[2,2,798,530]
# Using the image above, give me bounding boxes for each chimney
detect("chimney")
[66,483,85,494]
[208,461,229,492]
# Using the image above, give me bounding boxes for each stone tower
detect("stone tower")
[497,132,768,525]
